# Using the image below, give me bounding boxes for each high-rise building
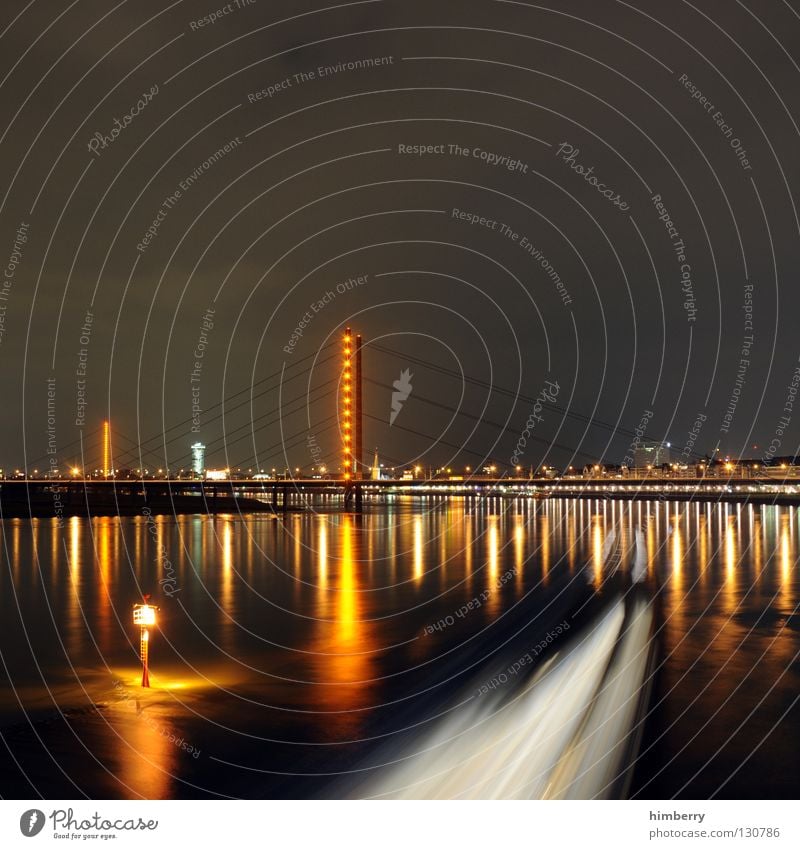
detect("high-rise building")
[634,441,672,468]
[191,442,206,478]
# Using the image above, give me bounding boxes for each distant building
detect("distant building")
[190,442,205,477]
[634,441,672,468]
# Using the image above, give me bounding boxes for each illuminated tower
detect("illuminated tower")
[102,420,111,478]
[342,328,353,479]
[191,442,206,478]
[341,327,364,480]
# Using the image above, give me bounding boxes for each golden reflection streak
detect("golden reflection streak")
[134,515,142,573]
[388,515,397,584]
[779,512,792,610]
[464,513,473,593]
[94,518,113,651]
[337,515,357,644]
[723,515,737,616]
[439,510,449,588]
[220,520,234,634]
[11,520,21,583]
[293,514,302,578]
[50,520,59,588]
[155,516,166,587]
[646,514,656,579]
[663,510,687,647]
[193,517,203,572]
[540,512,550,586]
[317,516,328,594]
[311,514,374,730]
[514,517,524,592]
[484,516,501,615]
[30,518,40,588]
[592,518,603,589]
[414,515,423,582]
[67,517,82,655]
[567,503,576,573]
[246,518,254,580]
[487,518,499,582]
[753,510,763,589]
[117,697,176,799]
[698,509,709,586]
[671,512,683,594]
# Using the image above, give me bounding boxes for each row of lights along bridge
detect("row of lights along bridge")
[9,329,800,480]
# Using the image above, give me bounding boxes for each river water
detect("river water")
[0,497,797,799]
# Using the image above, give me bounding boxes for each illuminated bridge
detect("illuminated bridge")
[4,327,799,517]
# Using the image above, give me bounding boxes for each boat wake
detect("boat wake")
[354,529,656,799]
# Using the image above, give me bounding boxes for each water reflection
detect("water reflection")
[0,499,798,799]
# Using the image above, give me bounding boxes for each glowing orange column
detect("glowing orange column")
[140,627,150,687]
[102,419,111,478]
[343,329,353,479]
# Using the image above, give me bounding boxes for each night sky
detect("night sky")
[1,0,798,475]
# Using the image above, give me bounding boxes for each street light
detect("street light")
[133,596,159,688]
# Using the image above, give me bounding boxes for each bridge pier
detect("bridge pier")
[344,481,363,513]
